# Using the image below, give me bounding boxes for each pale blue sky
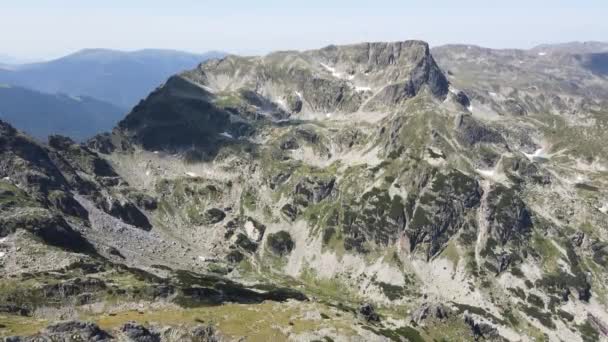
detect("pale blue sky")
[2,0,607,60]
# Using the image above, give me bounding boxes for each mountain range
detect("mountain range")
[0,40,607,341]
[0,49,226,140]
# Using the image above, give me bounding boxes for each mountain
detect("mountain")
[1,41,607,341]
[0,85,125,141]
[0,49,226,109]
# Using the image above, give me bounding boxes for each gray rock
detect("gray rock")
[121,322,160,342]
[358,303,380,322]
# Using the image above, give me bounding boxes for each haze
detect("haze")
[2,0,607,62]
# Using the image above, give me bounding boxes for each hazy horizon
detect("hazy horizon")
[2,0,608,62]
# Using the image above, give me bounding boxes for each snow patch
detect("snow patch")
[2,176,10,181]
[0,237,7,244]
[295,91,302,99]
[489,92,497,97]
[185,172,198,177]
[599,203,608,214]
[0,251,5,258]
[326,113,333,118]
[320,63,343,78]
[198,256,218,262]
[523,148,547,161]
[538,52,547,56]
[355,86,371,92]
[244,220,262,241]
[201,85,215,93]
[219,132,233,139]
[467,105,473,112]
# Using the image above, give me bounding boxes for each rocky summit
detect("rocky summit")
[1,40,607,341]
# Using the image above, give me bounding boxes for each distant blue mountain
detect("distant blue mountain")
[0,84,125,141]
[0,49,226,109]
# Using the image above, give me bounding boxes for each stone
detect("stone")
[267,231,295,256]
[358,303,380,322]
[121,322,160,342]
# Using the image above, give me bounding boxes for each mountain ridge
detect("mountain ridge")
[1,39,607,341]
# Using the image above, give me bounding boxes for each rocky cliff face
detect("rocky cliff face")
[1,41,608,341]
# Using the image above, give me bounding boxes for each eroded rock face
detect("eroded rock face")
[22,321,112,342]
[267,231,295,256]
[0,209,93,252]
[455,115,506,147]
[405,169,482,258]
[358,303,380,322]
[121,322,161,342]
[486,185,532,246]
[463,313,499,340]
[411,302,451,325]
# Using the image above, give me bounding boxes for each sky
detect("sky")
[1,0,607,61]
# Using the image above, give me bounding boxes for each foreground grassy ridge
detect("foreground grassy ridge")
[0,301,360,341]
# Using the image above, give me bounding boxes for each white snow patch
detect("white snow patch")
[523,148,548,161]
[0,237,7,244]
[201,85,215,93]
[185,172,198,177]
[145,170,151,177]
[244,220,262,241]
[320,63,342,78]
[295,91,302,99]
[476,168,497,178]
[325,113,333,118]
[355,86,372,92]
[219,132,233,139]
[599,203,608,214]
[489,92,497,97]
[198,256,218,262]
[2,176,10,181]
[538,52,547,56]
[467,105,473,111]
[0,251,5,258]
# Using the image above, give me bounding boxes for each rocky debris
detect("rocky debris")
[454,90,471,108]
[294,176,336,205]
[129,192,158,211]
[121,322,160,342]
[42,277,106,299]
[0,304,30,316]
[486,185,532,245]
[504,155,551,185]
[285,93,303,113]
[0,209,94,253]
[279,136,299,150]
[42,321,111,341]
[106,246,125,259]
[190,324,222,342]
[588,313,608,338]
[358,303,380,322]
[503,98,528,116]
[48,190,89,219]
[410,302,451,324]
[232,233,258,253]
[463,312,498,340]
[341,187,406,253]
[455,114,506,146]
[281,203,299,221]
[405,170,482,258]
[203,208,226,224]
[86,132,117,154]
[266,231,295,256]
[102,197,152,230]
[571,231,585,247]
